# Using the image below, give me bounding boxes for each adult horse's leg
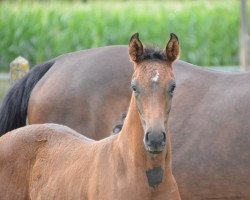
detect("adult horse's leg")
[112,112,127,134]
[0,60,55,136]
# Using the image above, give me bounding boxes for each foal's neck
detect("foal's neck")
[117,94,172,170]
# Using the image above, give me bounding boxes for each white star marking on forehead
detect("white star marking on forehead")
[151,70,160,83]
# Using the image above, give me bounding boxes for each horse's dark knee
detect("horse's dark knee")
[112,112,127,134]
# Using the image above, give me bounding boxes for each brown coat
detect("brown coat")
[0,123,179,200]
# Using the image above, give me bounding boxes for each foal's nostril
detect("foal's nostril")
[145,131,150,143]
[162,131,166,145]
[144,130,167,153]
[145,131,166,145]
[144,130,167,154]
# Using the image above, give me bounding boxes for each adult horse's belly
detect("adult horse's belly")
[28,46,250,199]
[28,46,132,139]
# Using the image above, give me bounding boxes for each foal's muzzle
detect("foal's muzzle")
[144,130,166,154]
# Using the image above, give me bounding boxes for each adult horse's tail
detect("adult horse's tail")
[0,60,55,136]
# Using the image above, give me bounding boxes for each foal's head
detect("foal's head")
[128,33,179,154]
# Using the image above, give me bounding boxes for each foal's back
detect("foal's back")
[1,124,147,200]
[0,124,95,199]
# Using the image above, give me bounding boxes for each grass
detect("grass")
[0,79,10,104]
[0,1,249,70]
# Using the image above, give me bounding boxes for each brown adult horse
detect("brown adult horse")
[0,33,181,200]
[1,37,250,199]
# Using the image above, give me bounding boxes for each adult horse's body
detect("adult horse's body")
[0,40,250,199]
[0,33,181,200]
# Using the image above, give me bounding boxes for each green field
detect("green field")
[0,1,249,70]
[0,79,10,103]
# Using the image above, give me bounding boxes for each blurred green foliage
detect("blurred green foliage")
[0,79,9,103]
[0,1,249,70]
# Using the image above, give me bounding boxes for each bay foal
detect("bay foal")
[0,33,181,200]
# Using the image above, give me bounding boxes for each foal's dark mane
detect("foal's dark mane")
[140,47,168,61]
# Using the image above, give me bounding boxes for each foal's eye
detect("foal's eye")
[169,83,176,95]
[131,85,137,92]
[131,80,139,94]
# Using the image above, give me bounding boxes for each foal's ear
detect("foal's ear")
[129,33,144,62]
[164,33,180,62]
